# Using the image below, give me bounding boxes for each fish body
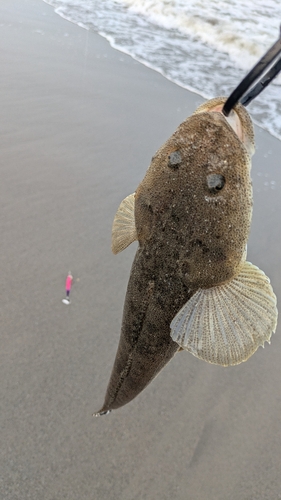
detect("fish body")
[96,97,277,415]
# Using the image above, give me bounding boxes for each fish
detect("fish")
[95,96,278,417]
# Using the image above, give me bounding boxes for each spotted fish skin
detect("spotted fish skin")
[96,98,277,415]
[100,248,184,411]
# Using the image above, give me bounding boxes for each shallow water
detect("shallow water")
[43,0,281,140]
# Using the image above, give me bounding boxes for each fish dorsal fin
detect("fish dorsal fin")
[170,261,278,366]
[111,193,138,254]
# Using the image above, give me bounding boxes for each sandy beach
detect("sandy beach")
[1,1,281,499]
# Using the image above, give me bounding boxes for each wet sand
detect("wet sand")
[1,1,281,499]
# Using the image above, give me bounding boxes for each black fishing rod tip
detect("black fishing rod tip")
[222,27,281,116]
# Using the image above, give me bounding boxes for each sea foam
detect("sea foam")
[43,0,281,140]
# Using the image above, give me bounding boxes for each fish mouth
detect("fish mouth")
[193,97,255,156]
[195,102,250,156]
[208,104,243,142]
[204,103,254,156]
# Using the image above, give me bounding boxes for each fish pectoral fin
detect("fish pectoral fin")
[111,193,138,254]
[170,261,278,366]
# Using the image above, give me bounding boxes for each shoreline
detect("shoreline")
[1,1,281,499]
[42,0,281,142]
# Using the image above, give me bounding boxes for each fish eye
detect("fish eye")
[207,174,225,193]
[168,150,181,168]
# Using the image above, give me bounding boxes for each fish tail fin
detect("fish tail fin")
[93,408,112,418]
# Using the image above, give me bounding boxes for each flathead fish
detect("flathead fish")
[95,97,277,416]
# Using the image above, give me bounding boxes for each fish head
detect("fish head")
[135,97,254,289]
[193,96,255,157]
